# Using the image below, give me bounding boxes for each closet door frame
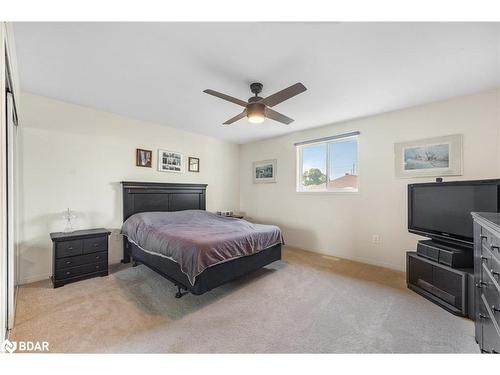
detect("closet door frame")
[1,22,20,341]
[0,22,7,343]
[6,92,16,329]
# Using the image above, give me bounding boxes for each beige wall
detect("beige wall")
[240,89,500,271]
[18,93,240,284]
[18,89,500,283]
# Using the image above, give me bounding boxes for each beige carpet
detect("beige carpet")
[10,246,478,353]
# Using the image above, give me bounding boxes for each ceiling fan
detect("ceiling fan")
[203,82,307,125]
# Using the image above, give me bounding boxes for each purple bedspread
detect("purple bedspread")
[121,210,283,285]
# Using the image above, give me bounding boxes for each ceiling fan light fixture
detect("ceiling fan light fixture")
[247,113,265,124]
[246,102,265,124]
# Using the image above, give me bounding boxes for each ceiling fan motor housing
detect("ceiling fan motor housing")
[248,96,263,103]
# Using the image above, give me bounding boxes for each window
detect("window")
[296,133,359,192]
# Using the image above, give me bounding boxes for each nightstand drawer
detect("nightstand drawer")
[56,251,108,270]
[56,239,83,258]
[83,236,108,254]
[56,261,108,280]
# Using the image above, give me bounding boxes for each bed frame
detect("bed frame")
[121,181,281,297]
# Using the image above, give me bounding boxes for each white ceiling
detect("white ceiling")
[13,22,500,144]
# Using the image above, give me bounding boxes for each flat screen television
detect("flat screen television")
[408,179,500,246]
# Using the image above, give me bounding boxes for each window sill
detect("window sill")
[295,189,360,195]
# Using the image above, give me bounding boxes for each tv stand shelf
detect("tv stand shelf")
[406,252,474,318]
[417,239,472,268]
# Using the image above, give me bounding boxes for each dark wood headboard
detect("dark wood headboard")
[121,181,208,221]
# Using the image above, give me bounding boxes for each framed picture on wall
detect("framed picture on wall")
[253,159,277,183]
[188,157,200,172]
[158,149,184,173]
[394,134,463,178]
[136,148,152,168]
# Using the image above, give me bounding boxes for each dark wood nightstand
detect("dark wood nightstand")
[50,228,111,288]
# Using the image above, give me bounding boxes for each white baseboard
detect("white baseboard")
[18,272,51,285]
[285,245,405,272]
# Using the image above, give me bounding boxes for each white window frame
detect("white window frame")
[296,134,359,193]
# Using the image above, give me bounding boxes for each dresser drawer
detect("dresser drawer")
[55,261,108,280]
[83,236,108,254]
[55,251,108,270]
[481,245,500,282]
[481,263,500,321]
[481,227,500,263]
[480,294,500,354]
[489,254,500,283]
[55,239,83,258]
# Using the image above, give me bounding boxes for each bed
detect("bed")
[120,181,282,297]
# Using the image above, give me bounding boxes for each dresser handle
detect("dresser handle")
[491,270,500,278]
[481,256,489,262]
[95,256,100,259]
[481,235,488,241]
[65,271,70,275]
[492,306,500,313]
[491,245,500,252]
[479,314,489,320]
[68,246,73,250]
[95,265,100,269]
[477,281,488,289]
[65,261,71,265]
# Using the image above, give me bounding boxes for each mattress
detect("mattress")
[121,210,283,285]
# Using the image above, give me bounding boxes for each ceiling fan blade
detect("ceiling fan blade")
[265,108,294,125]
[223,110,247,125]
[203,89,248,107]
[259,83,307,107]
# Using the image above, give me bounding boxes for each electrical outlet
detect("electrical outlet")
[372,234,381,245]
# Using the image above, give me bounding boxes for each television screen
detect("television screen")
[408,180,500,244]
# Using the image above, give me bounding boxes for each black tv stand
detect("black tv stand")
[407,252,474,318]
[416,239,473,268]
[408,238,474,318]
[407,248,474,319]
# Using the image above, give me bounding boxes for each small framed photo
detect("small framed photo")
[253,159,277,183]
[158,149,184,173]
[136,148,152,168]
[188,157,200,172]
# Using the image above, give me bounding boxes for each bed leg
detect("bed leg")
[121,241,131,263]
[175,285,186,298]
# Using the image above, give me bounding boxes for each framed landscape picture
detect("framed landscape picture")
[136,148,152,168]
[394,134,463,178]
[158,149,184,173]
[253,159,277,183]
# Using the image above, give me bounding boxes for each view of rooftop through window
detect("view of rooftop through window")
[298,136,358,192]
